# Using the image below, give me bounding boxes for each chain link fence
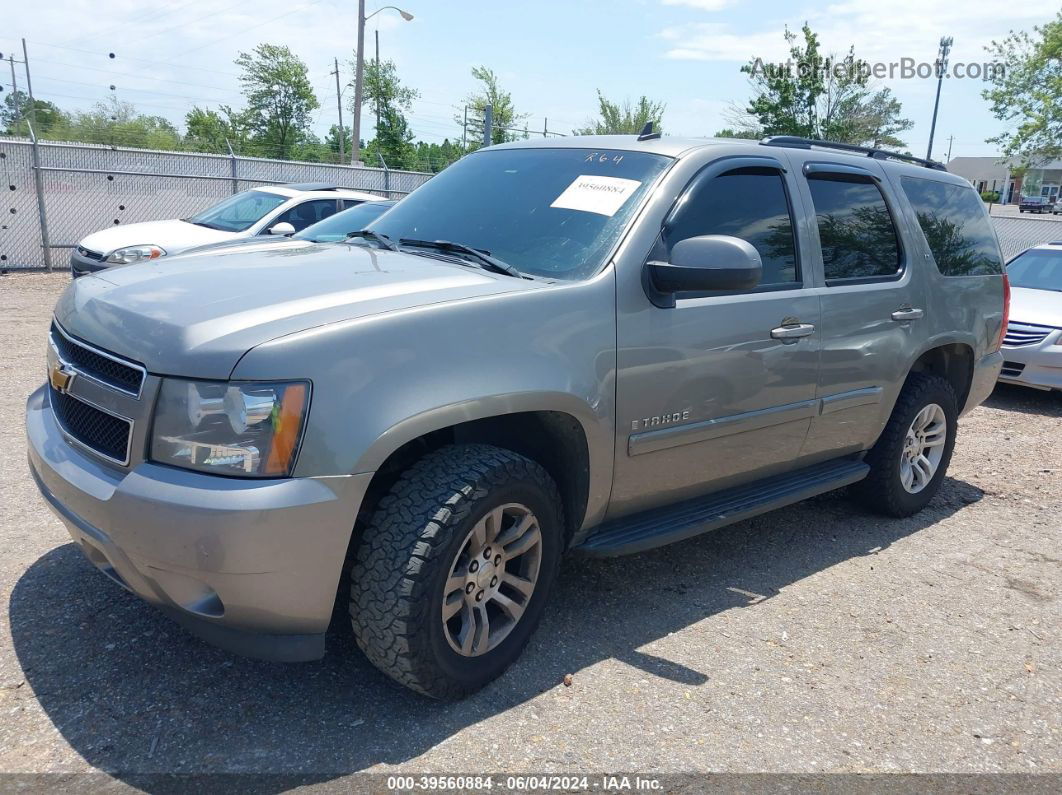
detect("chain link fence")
[991,215,1062,261]
[0,137,434,270]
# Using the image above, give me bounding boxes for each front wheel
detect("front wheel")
[349,444,564,699]
[853,373,958,517]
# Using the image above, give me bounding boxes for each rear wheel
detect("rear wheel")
[349,444,563,699]
[853,373,958,517]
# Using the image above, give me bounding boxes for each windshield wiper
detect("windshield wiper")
[346,229,398,251]
[399,238,525,279]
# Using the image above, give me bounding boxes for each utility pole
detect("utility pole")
[351,0,366,165]
[7,54,18,105]
[926,35,953,162]
[331,57,345,163]
[482,103,493,147]
[374,29,381,141]
[945,135,954,163]
[350,4,414,166]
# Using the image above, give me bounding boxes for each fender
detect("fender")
[354,390,614,530]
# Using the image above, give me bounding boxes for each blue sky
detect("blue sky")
[3,0,1054,160]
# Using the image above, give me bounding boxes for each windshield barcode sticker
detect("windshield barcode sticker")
[550,175,642,217]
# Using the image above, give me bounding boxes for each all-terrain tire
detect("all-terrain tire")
[349,444,564,699]
[853,372,959,517]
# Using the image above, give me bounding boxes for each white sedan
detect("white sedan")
[70,182,384,277]
[998,242,1062,391]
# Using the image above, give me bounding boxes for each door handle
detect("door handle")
[771,323,815,343]
[891,307,924,322]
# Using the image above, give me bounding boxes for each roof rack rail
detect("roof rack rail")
[759,136,948,171]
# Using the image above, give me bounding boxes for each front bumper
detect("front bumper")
[69,249,110,277]
[26,385,372,661]
[999,329,1062,391]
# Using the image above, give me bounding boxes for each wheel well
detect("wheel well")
[909,343,974,409]
[355,411,591,545]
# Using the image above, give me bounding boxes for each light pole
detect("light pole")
[351,3,414,166]
[926,35,953,162]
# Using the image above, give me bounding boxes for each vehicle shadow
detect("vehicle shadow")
[10,476,983,785]
[983,382,1062,417]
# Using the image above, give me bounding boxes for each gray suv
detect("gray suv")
[27,134,1006,698]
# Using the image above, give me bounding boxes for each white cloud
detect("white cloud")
[661,0,737,10]
[658,1,1048,65]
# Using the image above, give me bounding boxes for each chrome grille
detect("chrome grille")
[76,246,104,261]
[1002,321,1054,348]
[50,323,145,395]
[49,386,132,464]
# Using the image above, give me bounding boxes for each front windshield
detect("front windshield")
[186,190,288,233]
[368,147,671,280]
[1008,248,1062,292]
[296,202,394,242]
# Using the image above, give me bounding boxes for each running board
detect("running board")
[575,458,870,557]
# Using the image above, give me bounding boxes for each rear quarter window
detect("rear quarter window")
[900,177,1003,276]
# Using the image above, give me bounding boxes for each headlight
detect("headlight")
[151,379,310,477]
[105,244,166,264]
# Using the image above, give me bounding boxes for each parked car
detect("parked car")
[28,134,1006,699]
[69,183,384,277]
[173,200,397,259]
[1019,196,1053,213]
[998,242,1062,390]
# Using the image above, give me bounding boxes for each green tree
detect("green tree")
[325,124,352,161]
[735,24,912,149]
[456,66,528,147]
[714,127,762,139]
[183,106,244,153]
[57,97,181,149]
[351,56,419,168]
[575,91,665,135]
[983,11,1062,165]
[2,90,67,137]
[234,43,319,159]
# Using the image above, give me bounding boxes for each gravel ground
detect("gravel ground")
[0,273,1059,783]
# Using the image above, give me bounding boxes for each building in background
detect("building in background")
[947,156,1062,204]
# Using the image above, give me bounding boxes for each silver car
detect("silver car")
[999,243,1062,390]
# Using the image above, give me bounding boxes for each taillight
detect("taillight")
[995,273,1011,352]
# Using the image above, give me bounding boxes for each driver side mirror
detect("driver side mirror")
[646,235,762,306]
[269,222,296,236]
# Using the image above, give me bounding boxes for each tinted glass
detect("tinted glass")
[185,190,288,232]
[369,148,670,280]
[1007,248,1062,291]
[272,199,338,232]
[901,177,1003,276]
[296,201,395,242]
[663,167,798,286]
[807,175,901,281]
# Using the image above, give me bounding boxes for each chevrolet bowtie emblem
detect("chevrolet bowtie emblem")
[49,362,76,394]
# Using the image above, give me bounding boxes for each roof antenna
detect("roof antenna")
[637,122,661,141]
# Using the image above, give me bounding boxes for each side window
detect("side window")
[270,199,339,232]
[339,199,364,210]
[900,177,1003,275]
[663,166,799,286]
[806,174,901,282]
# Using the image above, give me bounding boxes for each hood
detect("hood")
[1009,286,1062,329]
[79,219,240,257]
[54,243,539,379]
[172,236,313,259]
